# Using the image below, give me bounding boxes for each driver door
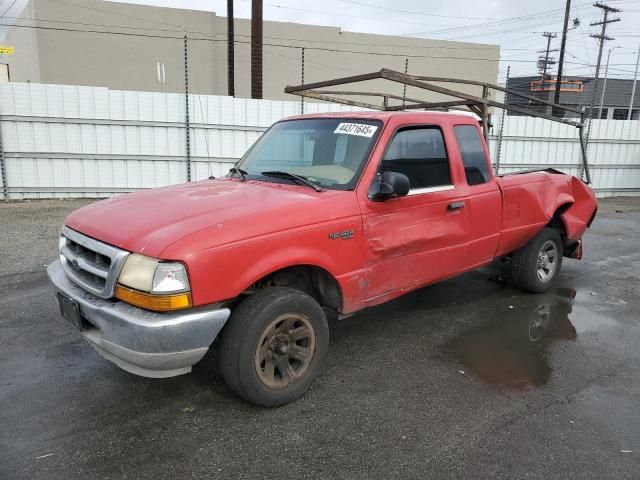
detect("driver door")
[360,126,470,300]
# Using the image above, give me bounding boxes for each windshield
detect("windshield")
[235,118,382,190]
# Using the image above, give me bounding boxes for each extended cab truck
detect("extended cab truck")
[47,112,597,406]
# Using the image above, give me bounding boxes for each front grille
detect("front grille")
[59,226,129,298]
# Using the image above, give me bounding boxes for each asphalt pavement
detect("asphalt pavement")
[1,197,639,479]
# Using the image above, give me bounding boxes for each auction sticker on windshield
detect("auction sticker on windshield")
[334,123,378,138]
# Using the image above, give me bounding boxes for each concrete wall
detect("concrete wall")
[3,0,500,100]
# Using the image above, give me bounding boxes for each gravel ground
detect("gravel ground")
[0,199,94,277]
[1,196,639,479]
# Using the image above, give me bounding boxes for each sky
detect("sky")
[2,0,639,82]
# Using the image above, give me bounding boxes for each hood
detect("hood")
[65,178,353,258]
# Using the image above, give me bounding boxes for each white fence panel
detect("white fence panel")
[490,114,640,197]
[0,83,363,198]
[0,82,639,199]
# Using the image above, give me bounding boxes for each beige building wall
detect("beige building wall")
[4,0,500,101]
[2,0,41,83]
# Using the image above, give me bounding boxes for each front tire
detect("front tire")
[218,287,329,406]
[512,227,563,293]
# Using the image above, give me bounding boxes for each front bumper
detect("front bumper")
[47,259,230,378]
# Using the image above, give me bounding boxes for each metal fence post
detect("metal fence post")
[0,84,6,200]
[300,47,305,114]
[494,66,510,174]
[0,120,7,200]
[402,57,408,109]
[184,35,192,182]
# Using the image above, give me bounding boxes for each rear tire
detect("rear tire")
[512,227,563,293]
[218,287,329,407]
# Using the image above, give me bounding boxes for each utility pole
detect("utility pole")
[553,0,571,116]
[251,0,263,99]
[598,46,620,118]
[587,2,621,121]
[538,32,557,79]
[628,44,639,120]
[227,0,235,97]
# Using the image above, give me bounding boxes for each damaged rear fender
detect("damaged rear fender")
[559,177,598,242]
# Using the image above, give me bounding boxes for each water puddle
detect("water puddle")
[447,288,578,390]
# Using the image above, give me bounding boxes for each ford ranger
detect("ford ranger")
[47,111,597,406]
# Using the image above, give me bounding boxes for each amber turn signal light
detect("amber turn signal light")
[115,285,192,312]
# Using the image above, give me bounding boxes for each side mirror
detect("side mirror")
[369,171,410,201]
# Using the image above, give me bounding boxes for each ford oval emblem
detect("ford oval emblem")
[71,259,80,269]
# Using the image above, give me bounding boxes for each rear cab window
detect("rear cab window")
[453,125,491,186]
[380,126,453,195]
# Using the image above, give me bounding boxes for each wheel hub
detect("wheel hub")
[255,313,316,389]
[267,334,290,356]
[536,240,558,282]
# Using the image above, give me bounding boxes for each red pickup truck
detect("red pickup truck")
[48,111,597,406]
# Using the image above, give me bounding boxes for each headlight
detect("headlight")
[118,254,157,292]
[116,254,191,312]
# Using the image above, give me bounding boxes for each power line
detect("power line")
[0,22,518,62]
[404,1,594,38]
[336,0,495,20]
[436,18,579,41]
[3,16,228,36]
[45,0,191,31]
[250,0,594,40]
[241,0,482,27]
[0,0,18,19]
[7,15,511,51]
[9,7,638,76]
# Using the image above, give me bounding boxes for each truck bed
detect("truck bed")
[495,170,597,258]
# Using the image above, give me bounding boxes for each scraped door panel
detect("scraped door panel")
[362,190,470,300]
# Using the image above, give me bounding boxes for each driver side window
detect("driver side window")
[381,127,452,192]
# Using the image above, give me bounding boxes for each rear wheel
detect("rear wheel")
[218,287,329,406]
[512,228,563,293]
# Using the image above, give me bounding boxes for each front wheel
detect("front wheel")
[512,227,564,293]
[218,287,329,406]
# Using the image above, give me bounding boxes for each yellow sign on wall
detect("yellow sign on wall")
[0,46,14,55]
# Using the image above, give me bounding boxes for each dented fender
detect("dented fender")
[495,172,597,257]
[560,177,598,241]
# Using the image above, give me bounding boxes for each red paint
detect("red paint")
[64,112,597,313]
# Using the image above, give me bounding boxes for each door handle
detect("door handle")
[447,201,465,211]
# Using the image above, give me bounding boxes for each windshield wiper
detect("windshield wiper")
[260,171,325,192]
[229,166,248,181]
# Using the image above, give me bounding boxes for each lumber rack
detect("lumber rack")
[284,68,591,184]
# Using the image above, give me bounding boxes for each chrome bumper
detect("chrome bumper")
[47,259,230,378]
